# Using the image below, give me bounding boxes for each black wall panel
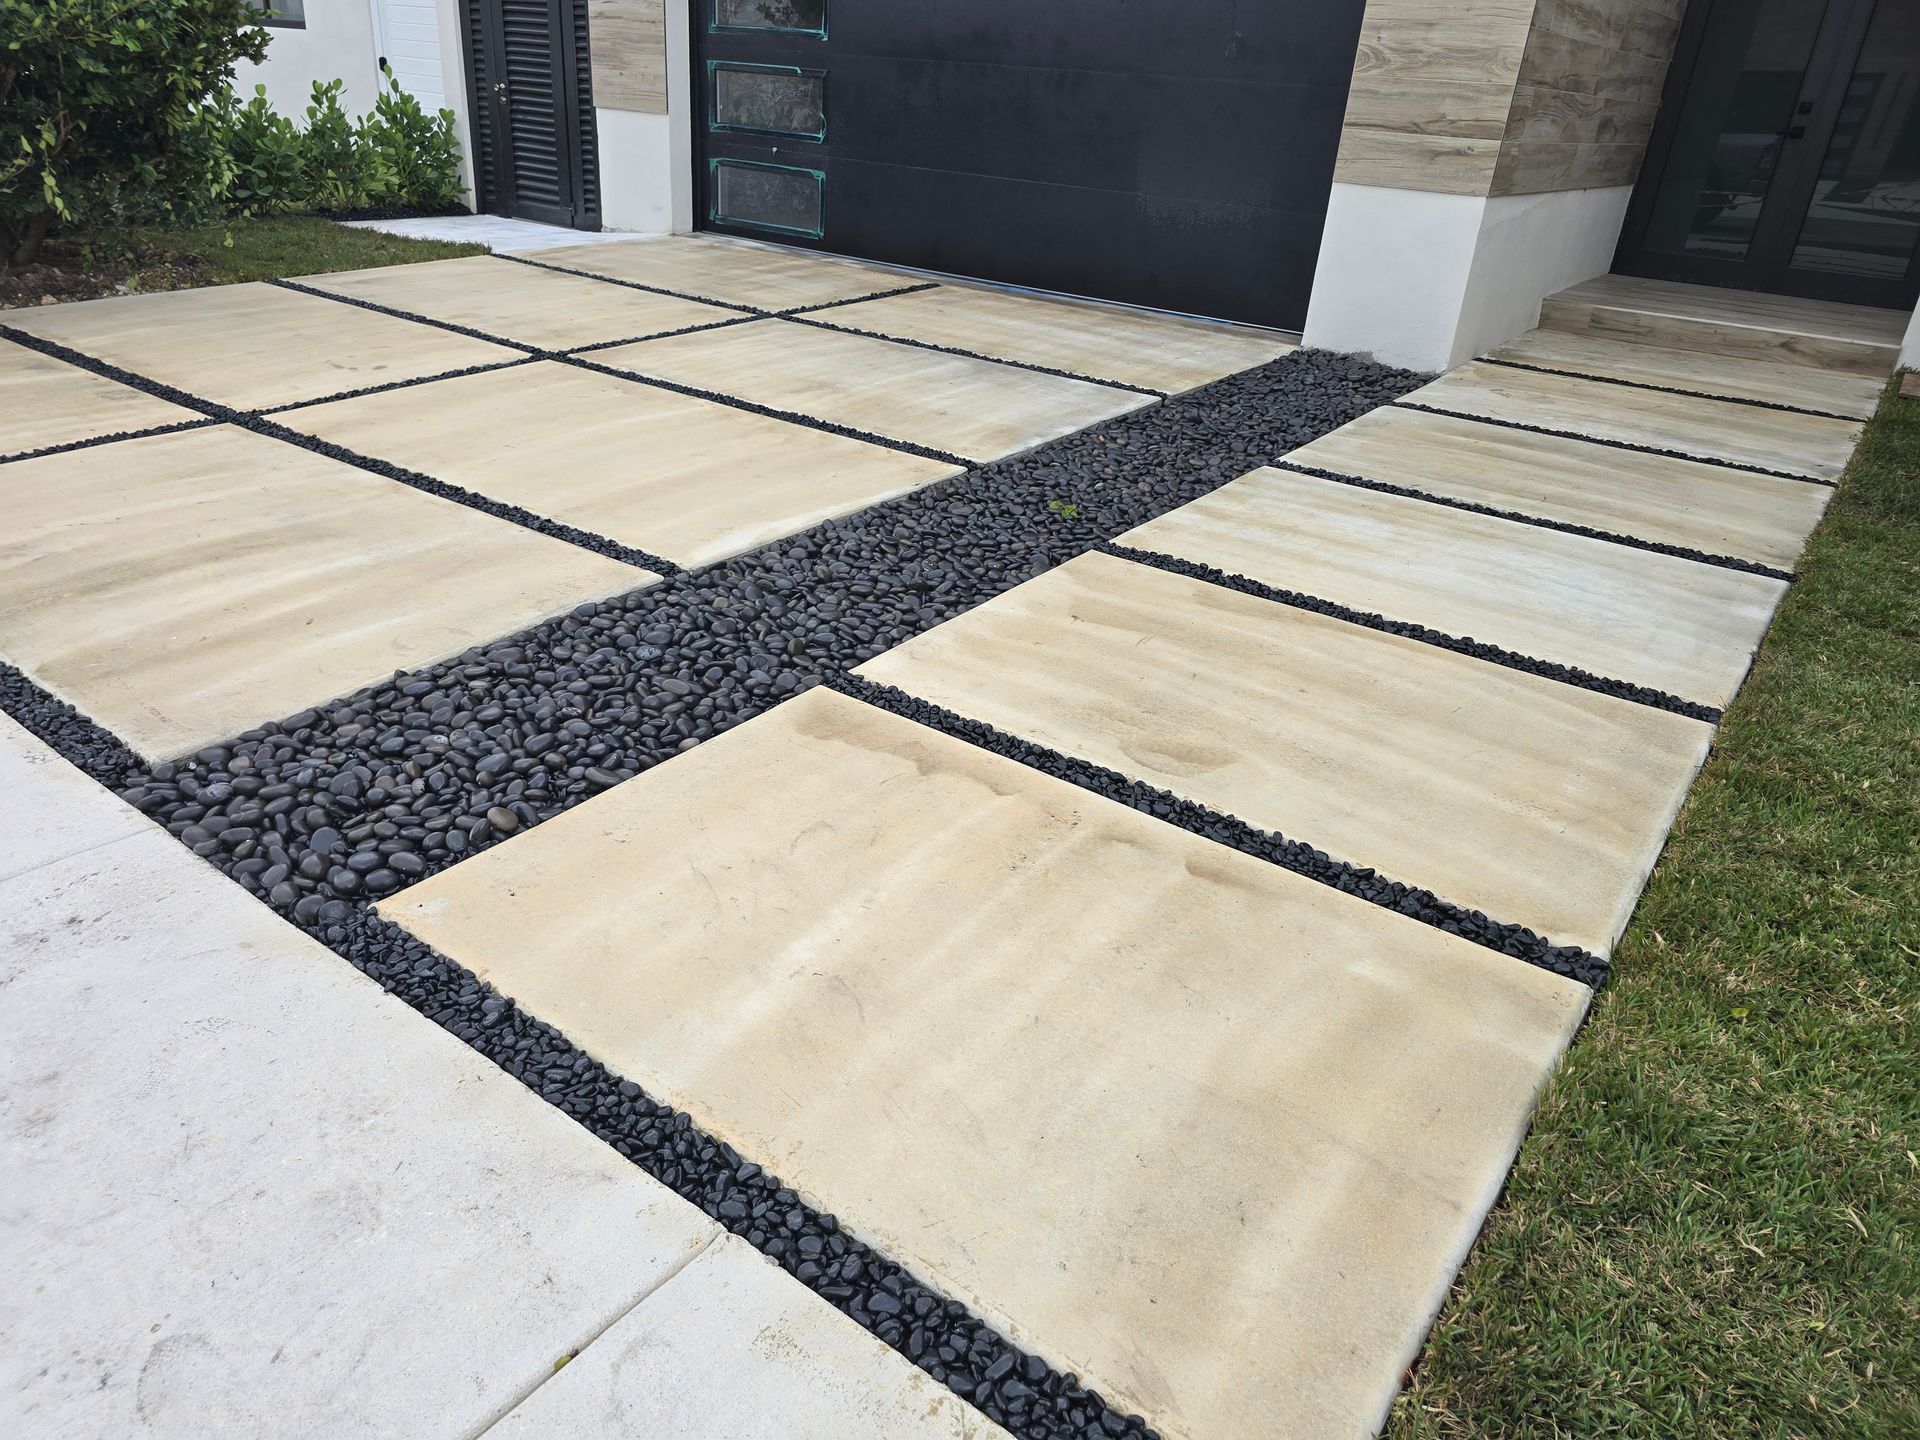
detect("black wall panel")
[695,1,1366,329]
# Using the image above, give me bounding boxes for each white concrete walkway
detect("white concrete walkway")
[0,714,1000,1439]
[344,213,652,253]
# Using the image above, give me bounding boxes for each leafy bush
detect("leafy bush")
[220,85,305,217]
[0,0,269,264]
[365,65,465,212]
[299,79,392,213]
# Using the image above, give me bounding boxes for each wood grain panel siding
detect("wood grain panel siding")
[588,0,665,114]
[1490,0,1680,195]
[1332,0,1538,194]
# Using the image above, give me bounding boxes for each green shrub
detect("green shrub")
[299,78,392,213]
[365,65,464,211]
[0,0,269,264]
[220,84,305,216]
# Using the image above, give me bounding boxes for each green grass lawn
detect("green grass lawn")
[1389,379,1919,1438]
[1,215,484,309]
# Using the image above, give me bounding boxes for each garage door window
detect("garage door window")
[713,0,826,39]
[710,64,825,140]
[710,159,824,237]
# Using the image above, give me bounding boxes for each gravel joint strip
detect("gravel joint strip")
[268,277,540,352]
[255,356,542,415]
[494,249,764,314]
[1101,542,1724,722]
[1477,356,1868,422]
[1271,459,1797,582]
[0,413,221,467]
[830,672,1610,987]
[1,345,1426,1440]
[1393,400,1837,486]
[782,311,1169,397]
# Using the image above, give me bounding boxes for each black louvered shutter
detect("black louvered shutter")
[462,0,600,229]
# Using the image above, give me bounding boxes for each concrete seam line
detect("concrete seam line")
[269,277,542,352]
[779,311,1168,397]
[826,670,1610,987]
[0,414,222,467]
[492,250,765,314]
[465,1229,725,1439]
[0,324,678,575]
[1269,460,1798,582]
[1391,401,1838,485]
[1099,543,1724,721]
[1475,356,1869,422]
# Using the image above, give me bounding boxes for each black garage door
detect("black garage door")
[694,2,1365,330]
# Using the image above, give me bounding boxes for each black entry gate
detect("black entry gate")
[462,0,601,229]
[693,2,1365,330]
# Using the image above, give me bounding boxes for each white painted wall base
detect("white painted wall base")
[1303,182,1634,372]
[1900,300,1920,369]
[593,2,692,234]
[596,109,675,234]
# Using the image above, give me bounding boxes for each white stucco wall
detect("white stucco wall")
[233,8,385,120]
[594,1,693,233]
[1900,299,1920,369]
[1303,182,1633,372]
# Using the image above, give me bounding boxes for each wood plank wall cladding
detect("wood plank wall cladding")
[588,0,666,113]
[1333,0,1683,198]
[1333,0,1542,196]
[1491,0,1684,196]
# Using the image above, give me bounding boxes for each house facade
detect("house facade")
[245,0,1920,371]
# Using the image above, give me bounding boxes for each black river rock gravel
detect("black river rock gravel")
[0,342,1455,1440]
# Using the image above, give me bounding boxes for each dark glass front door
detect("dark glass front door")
[1617,0,1920,309]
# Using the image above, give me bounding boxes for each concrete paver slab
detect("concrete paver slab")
[0,340,201,455]
[299,254,736,350]
[533,234,909,311]
[1286,406,1832,570]
[594,319,1150,461]
[0,425,647,760]
[816,283,1295,393]
[1121,467,1788,707]
[0,719,723,1438]
[493,1236,1008,1439]
[379,687,1592,1440]
[1404,361,1863,480]
[4,281,516,410]
[857,552,1712,954]
[279,360,959,567]
[1486,327,1884,419]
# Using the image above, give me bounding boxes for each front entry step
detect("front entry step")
[1540,274,1905,379]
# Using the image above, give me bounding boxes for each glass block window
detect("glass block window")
[711,160,824,238]
[711,64,825,140]
[713,0,826,38]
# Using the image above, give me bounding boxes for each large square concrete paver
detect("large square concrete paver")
[857,552,1712,955]
[1287,406,1832,570]
[1404,361,1862,481]
[0,715,985,1440]
[0,340,202,455]
[533,234,909,311]
[278,360,959,567]
[3,281,517,410]
[378,687,1591,1440]
[816,283,1294,393]
[0,425,647,760]
[298,254,738,350]
[1120,467,1788,708]
[491,1235,1007,1439]
[1485,326,1884,419]
[593,319,1150,462]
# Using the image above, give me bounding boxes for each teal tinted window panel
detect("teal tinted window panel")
[711,64,826,140]
[713,0,826,38]
[711,160,825,238]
